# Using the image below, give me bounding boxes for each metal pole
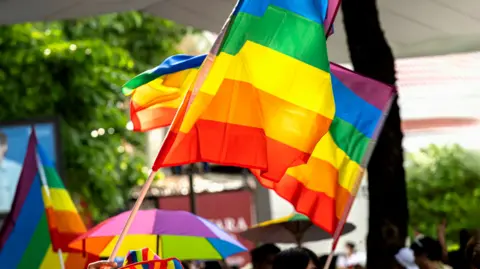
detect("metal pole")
[188,164,196,214]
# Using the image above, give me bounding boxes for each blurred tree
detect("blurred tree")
[407,144,480,243]
[0,12,187,221]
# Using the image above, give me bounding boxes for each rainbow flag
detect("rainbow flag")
[123,55,205,131]
[152,0,336,181]
[123,0,342,132]
[254,63,394,234]
[0,132,96,269]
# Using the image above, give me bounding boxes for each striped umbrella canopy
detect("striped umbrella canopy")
[68,209,246,260]
[239,213,355,245]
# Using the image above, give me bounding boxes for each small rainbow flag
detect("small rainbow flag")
[120,248,183,269]
[123,55,205,131]
[0,131,96,269]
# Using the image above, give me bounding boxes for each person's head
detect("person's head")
[181,261,191,269]
[272,248,318,269]
[204,261,222,269]
[411,236,442,269]
[345,242,356,255]
[250,244,281,269]
[318,254,337,269]
[460,229,472,249]
[0,132,7,161]
[395,248,419,269]
[466,232,480,269]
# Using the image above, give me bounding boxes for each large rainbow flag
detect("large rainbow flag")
[122,0,395,240]
[0,131,96,269]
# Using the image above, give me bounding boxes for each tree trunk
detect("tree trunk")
[341,0,409,268]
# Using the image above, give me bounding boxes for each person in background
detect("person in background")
[0,131,22,213]
[411,236,443,269]
[87,261,117,269]
[466,231,480,269]
[336,242,366,269]
[250,244,280,269]
[204,261,223,269]
[437,220,471,269]
[395,247,420,269]
[318,254,338,269]
[272,247,320,269]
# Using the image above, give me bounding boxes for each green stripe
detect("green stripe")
[330,117,370,164]
[290,213,309,221]
[123,71,159,94]
[220,6,330,72]
[17,213,52,269]
[44,167,65,189]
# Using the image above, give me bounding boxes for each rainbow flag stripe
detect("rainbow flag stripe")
[120,248,183,269]
[0,133,95,269]
[152,0,335,181]
[123,55,205,131]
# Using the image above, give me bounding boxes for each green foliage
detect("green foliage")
[0,12,187,221]
[407,144,480,243]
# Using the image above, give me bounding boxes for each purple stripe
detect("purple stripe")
[330,62,395,111]
[324,0,341,37]
[0,131,38,248]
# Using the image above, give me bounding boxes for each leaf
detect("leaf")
[407,144,480,244]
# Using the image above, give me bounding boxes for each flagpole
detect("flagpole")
[36,152,66,269]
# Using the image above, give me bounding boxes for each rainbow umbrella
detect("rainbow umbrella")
[239,213,356,245]
[68,209,246,260]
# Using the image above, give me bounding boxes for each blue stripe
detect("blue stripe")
[0,175,44,268]
[172,259,183,269]
[150,54,205,77]
[331,74,383,138]
[206,238,246,258]
[37,144,54,169]
[235,0,328,24]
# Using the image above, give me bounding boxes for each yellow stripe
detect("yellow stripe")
[313,132,360,191]
[285,132,361,194]
[39,245,68,269]
[42,188,78,212]
[131,69,198,107]
[254,214,295,227]
[197,41,333,116]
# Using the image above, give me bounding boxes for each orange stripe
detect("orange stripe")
[46,208,86,234]
[180,79,331,153]
[130,101,178,131]
[154,80,331,180]
[253,171,352,233]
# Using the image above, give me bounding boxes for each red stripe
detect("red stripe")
[153,119,311,182]
[142,248,149,263]
[253,171,352,234]
[45,207,85,251]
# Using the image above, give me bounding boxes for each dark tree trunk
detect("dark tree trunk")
[341,0,409,268]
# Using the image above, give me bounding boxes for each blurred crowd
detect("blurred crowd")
[184,227,480,269]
